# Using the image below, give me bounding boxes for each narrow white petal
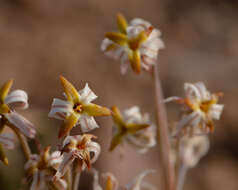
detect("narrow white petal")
[164,96,183,103]
[55,152,75,178]
[49,151,63,167]
[78,115,99,133]
[30,172,45,190]
[87,141,101,163]
[184,83,202,100]
[5,112,36,138]
[5,90,28,110]
[208,104,224,120]
[78,83,97,104]
[48,98,72,120]
[123,106,142,123]
[130,18,151,29]
[175,112,201,136]
[194,82,210,100]
[126,124,156,153]
[24,154,39,170]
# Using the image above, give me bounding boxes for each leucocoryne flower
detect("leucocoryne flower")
[48,76,111,138]
[93,169,156,190]
[110,106,156,153]
[165,82,224,136]
[54,134,100,179]
[24,146,67,190]
[101,13,164,74]
[0,79,35,138]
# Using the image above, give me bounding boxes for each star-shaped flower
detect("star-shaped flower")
[48,76,111,138]
[24,146,67,190]
[101,13,164,74]
[55,134,101,179]
[165,82,224,136]
[0,79,35,139]
[110,106,155,152]
[93,169,156,190]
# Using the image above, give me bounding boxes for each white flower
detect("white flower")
[110,106,156,152]
[165,82,224,136]
[0,79,35,138]
[24,147,67,190]
[101,14,164,74]
[123,106,156,153]
[0,133,14,150]
[55,134,101,179]
[48,76,111,138]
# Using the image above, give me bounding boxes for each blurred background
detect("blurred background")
[0,0,237,189]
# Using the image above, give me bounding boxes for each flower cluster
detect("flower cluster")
[0,11,226,190]
[101,13,164,74]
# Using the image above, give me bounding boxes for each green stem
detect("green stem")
[152,64,175,190]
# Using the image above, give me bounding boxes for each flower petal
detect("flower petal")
[5,112,36,138]
[208,104,224,120]
[87,141,101,163]
[55,152,75,178]
[175,112,201,137]
[116,13,128,34]
[0,79,13,103]
[58,112,80,138]
[130,18,151,29]
[30,172,45,190]
[105,32,128,46]
[59,76,80,104]
[48,98,73,120]
[126,123,149,134]
[82,103,111,117]
[109,132,124,151]
[78,83,97,104]
[78,115,99,133]
[5,90,28,109]
[126,124,156,153]
[128,50,141,74]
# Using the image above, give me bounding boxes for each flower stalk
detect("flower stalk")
[152,63,175,190]
[8,121,31,160]
[73,165,81,190]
